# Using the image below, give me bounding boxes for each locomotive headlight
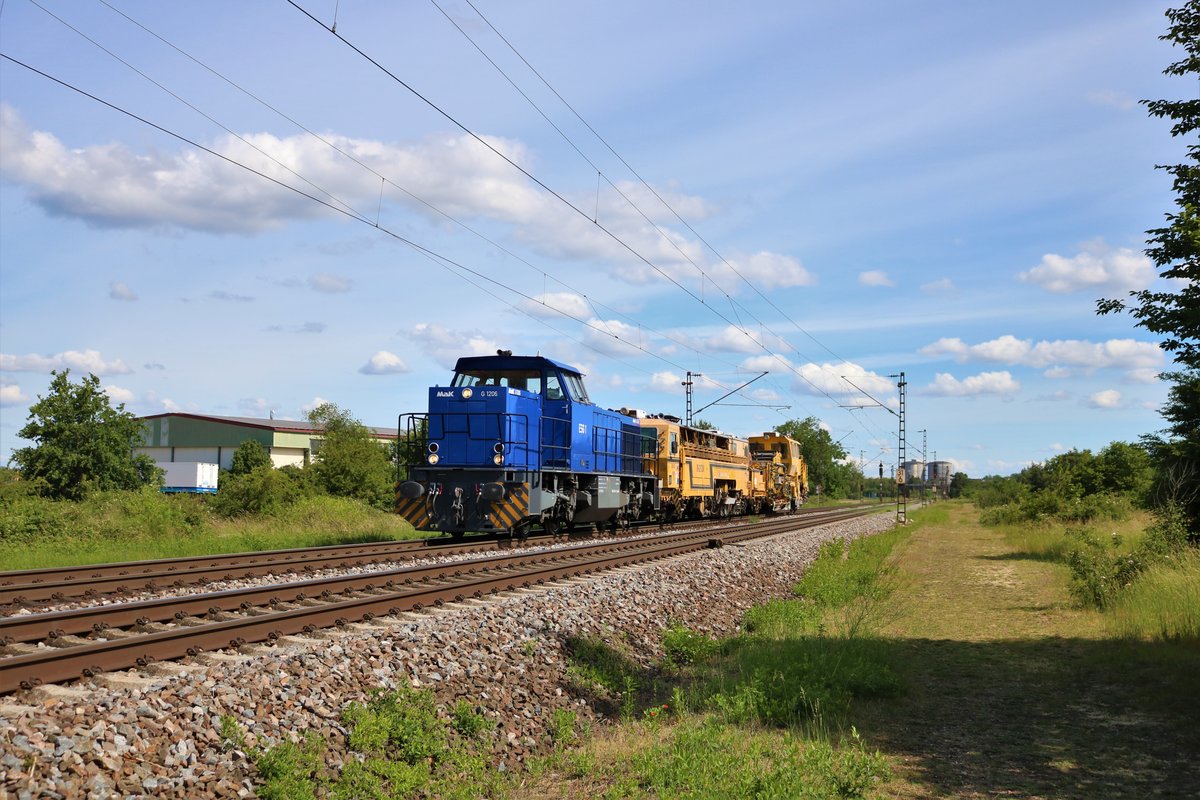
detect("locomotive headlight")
[427,442,439,453]
[493,443,504,454]
[461,387,473,399]
[493,454,503,465]
[427,453,440,465]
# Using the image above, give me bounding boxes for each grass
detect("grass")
[853,502,1200,798]
[517,502,1200,799]
[996,509,1152,564]
[0,490,418,570]
[517,509,907,799]
[1107,548,1200,641]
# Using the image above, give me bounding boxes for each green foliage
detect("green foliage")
[1097,3,1200,533]
[451,700,491,739]
[794,533,900,613]
[211,465,304,517]
[229,439,272,475]
[774,417,858,498]
[219,715,244,751]
[1108,548,1200,640]
[624,718,890,800]
[342,688,447,764]
[1067,505,1194,609]
[948,471,970,498]
[255,733,325,800]
[9,370,161,500]
[661,623,720,667]
[308,403,395,509]
[549,708,579,748]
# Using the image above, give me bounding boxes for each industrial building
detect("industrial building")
[136,413,398,471]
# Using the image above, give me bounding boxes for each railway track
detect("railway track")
[0,504,867,607]
[0,507,875,694]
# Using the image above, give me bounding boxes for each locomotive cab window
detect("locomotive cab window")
[451,369,541,392]
[564,374,589,403]
[544,374,565,401]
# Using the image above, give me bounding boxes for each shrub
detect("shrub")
[230,440,272,475]
[211,465,304,517]
[661,623,720,667]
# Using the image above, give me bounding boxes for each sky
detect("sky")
[0,0,1190,478]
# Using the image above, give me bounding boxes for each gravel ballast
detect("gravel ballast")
[0,513,893,798]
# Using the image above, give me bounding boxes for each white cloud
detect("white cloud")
[925,371,1020,397]
[580,318,650,357]
[109,282,138,301]
[518,292,591,320]
[301,396,330,413]
[238,397,271,414]
[649,371,682,392]
[920,335,1163,374]
[0,383,28,407]
[1085,90,1137,111]
[209,290,254,302]
[721,252,815,290]
[1050,443,1065,451]
[1018,239,1153,294]
[0,106,810,295]
[103,385,135,404]
[1043,366,1072,379]
[408,323,499,366]
[739,355,894,403]
[309,273,353,293]
[700,325,789,354]
[1123,368,1161,385]
[359,351,410,375]
[0,349,133,375]
[1088,389,1122,409]
[920,278,957,296]
[858,270,894,287]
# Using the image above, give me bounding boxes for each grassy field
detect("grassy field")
[0,490,419,571]
[513,503,1200,799]
[857,503,1200,798]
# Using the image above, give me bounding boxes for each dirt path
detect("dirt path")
[858,505,1200,799]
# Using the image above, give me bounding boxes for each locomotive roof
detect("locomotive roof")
[452,354,582,376]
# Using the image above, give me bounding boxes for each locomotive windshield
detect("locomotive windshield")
[450,366,589,402]
[452,369,542,393]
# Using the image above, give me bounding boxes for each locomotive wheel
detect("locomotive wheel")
[543,518,560,537]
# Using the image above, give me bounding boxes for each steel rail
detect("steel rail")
[0,511,861,644]
[0,505,863,605]
[0,508,876,693]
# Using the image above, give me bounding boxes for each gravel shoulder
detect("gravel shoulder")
[1,513,892,799]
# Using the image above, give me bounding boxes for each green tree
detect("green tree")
[308,402,394,509]
[1098,3,1200,531]
[948,472,970,499]
[229,439,272,475]
[9,370,160,500]
[691,418,716,431]
[774,417,850,498]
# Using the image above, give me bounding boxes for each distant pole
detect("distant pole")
[682,372,701,427]
[896,372,906,524]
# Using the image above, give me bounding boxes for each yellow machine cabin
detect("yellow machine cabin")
[635,415,751,519]
[747,431,808,512]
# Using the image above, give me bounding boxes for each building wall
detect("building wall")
[269,447,309,468]
[138,414,394,472]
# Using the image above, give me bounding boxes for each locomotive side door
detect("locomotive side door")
[541,370,572,469]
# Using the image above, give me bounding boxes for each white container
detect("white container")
[156,462,219,494]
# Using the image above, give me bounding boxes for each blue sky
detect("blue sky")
[0,0,1188,477]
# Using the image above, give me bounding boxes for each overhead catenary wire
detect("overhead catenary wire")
[423,0,895,461]
[450,0,862,373]
[70,0,790,406]
[0,51,791,418]
[284,0,858,414]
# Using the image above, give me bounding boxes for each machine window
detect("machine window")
[544,374,564,401]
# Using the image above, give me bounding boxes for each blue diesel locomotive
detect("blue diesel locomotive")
[396,352,659,535]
